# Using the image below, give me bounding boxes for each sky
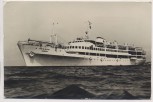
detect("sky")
[4,2,151,66]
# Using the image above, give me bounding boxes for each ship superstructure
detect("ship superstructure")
[17,22,146,66]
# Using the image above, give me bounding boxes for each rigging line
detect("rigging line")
[55,34,68,44]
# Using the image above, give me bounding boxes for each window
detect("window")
[90,53,96,56]
[75,46,77,49]
[97,53,100,56]
[118,55,128,58]
[106,54,117,58]
[137,52,142,55]
[137,56,142,58]
[79,52,85,55]
[79,46,81,49]
[82,46,84,49]
[100,54,105,56]
[100,49,104,51]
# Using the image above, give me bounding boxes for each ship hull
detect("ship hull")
[18,42,146,66]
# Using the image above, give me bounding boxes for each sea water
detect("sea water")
[4,65,151,99]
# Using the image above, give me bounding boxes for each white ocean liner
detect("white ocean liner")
[17,22,146,66]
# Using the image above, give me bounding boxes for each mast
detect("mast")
[50,35,52,43]
[52,22,55,36]
[85,21,92,39]
[50,22,58,45]
[55,34,58,45]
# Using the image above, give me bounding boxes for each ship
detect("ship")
[17,22,146,66]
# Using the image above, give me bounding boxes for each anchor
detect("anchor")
[29,51,35,57]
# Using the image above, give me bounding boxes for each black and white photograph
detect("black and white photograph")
[3,1,151,100]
